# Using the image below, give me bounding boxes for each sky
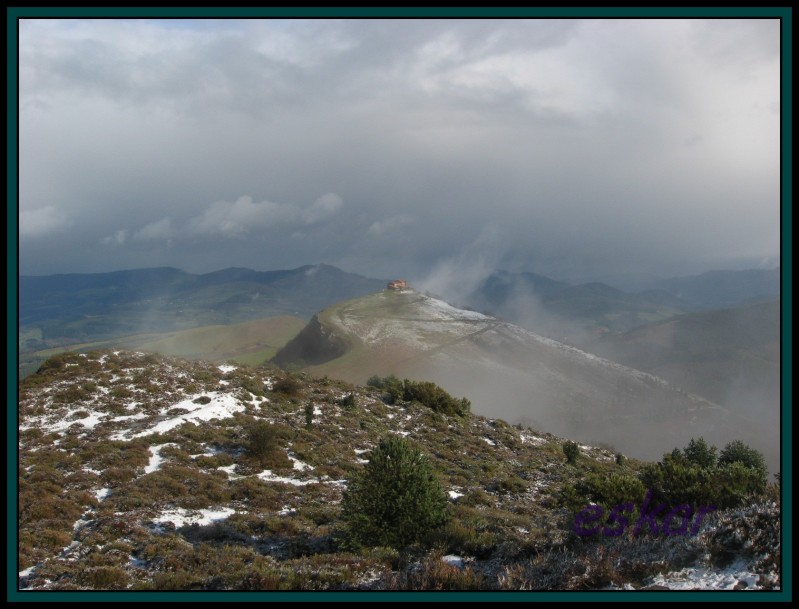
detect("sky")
[17,17,782,286]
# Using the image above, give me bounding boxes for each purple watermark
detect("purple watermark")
[573,489,716,537]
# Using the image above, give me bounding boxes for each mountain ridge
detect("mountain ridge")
[272,289,774,470]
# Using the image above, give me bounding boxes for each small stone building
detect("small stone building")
[387,279,407,290]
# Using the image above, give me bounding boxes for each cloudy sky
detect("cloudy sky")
[18,17,782,285]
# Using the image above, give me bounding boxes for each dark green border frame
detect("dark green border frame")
[7,5,792,603]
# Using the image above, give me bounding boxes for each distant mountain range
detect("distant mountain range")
[462,267,780,345]
[272,288,777,472]
[19,264,386,349]
[21,264,778,351]
[16,262,782,479]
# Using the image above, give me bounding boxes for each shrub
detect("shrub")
[341,436,450,549]
[383,552,485,590]
[304,403,314,429]
[272,376,302,397]
[338,393,357,410]
[36,353,68,373]
[682,437,717,468]
[77,566,130,589]
[244,421,289,469]
[367,375,404,405]
[239,376,265,397]
[563,441,579,465]
[712,461,768,507]
[576,472,647,509]
[639,438,768,509]
[718,440,767,479]
[402,380,470,417]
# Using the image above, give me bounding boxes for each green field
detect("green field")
[20,315,306,378]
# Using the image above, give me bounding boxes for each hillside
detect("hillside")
[649,268,781,310]
[591,300,780,431]
[272,289,774,471]
[19,264,386,348]
[463,267,780,345]
[18,316,307,381]
[18,264,385,380]
[465,270,689,345]
[17,350,780,591]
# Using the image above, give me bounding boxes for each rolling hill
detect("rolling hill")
[272,288,776,471]
[464,270,690,345]
[18,264,387,378]
[590,300,780,431]
[648,268,781,310]
[19,263,387,347]
[462,267,780,346]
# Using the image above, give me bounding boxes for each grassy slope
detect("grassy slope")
[16,350,781,591]
[23,316,306,375]
[306,290,490,382]
[590,301,780,415]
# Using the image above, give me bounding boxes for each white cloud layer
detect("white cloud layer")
[18,17,781,281]
[20,206,70,238]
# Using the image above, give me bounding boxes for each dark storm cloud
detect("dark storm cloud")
[19,18,780,285]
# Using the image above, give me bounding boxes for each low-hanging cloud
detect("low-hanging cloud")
[133,217,174,242]
[414,224,506,305]
[186,195,301,239]
[101,229,128,246]
[20,206,71,239]
[366,215,414,237]
[302,193,343,225]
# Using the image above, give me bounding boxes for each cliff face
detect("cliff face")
[272,314,350,367]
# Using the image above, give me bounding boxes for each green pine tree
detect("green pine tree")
[340,436,449,549]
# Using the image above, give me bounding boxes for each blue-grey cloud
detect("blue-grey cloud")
[18,18,781,282]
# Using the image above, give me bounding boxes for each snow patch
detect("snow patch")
[218,364,237,373]
[421,297,490,321]
[483,437,496,446]
[442,555,465,569]
[144,443,176,474]
[153,507,235,528]
[94,488,112,502]
[257,470,319,486]
[21,409,105,434]
[289,455,314,472]
[112,391,246,440]
[649,559,769,590]
[519,433,546,446]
